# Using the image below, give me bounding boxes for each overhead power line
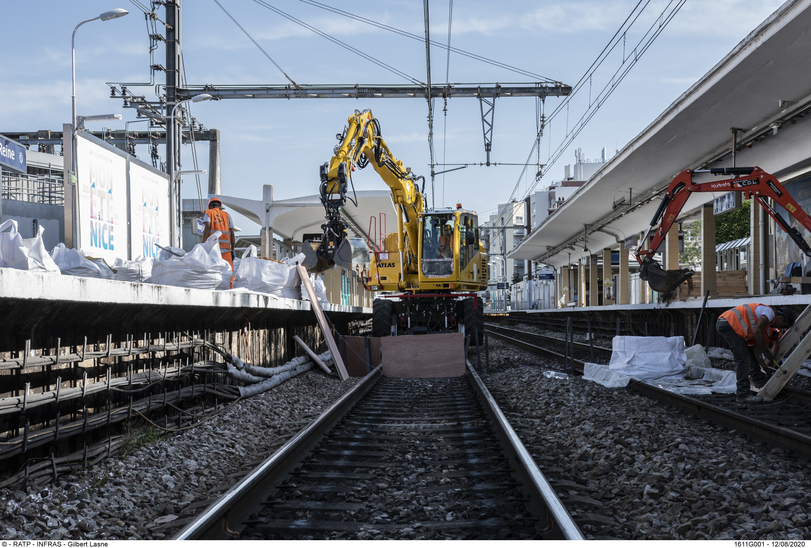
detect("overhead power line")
[213,0,301,88]
[494,0,687,226]
[251,0,424,85]
[296,0,559,84]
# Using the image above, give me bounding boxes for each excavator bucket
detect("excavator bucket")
[300,241,320,270]
[334,237,370,272]
[301,237,370,274]
[639,257,695,294]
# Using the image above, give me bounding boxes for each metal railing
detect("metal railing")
[1,172,64,206]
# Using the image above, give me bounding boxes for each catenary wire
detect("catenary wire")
[213,0,301,88]
[251,0,424,85]
[496,0,686,225]
[296,0,558,83]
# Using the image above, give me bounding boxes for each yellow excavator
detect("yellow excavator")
[302,109,489,340]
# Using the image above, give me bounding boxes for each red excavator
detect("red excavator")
[636,166,811,294]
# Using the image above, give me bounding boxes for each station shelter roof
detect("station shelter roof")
[221,189,394,245]
[510,0,811,268]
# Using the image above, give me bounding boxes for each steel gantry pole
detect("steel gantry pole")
[166,0,182,246]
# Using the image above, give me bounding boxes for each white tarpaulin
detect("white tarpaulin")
[608,336,686,381]
[584,343,736,394]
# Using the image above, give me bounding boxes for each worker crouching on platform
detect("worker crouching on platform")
[203,197,236,285]
[716,304,796,403]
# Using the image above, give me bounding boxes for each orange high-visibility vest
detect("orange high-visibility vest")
[720,303,774,344]
[440,233,451,249]
[206,208,232,260]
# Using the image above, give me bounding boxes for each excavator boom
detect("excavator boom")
[637,166,811,294]
[303,109,424,274]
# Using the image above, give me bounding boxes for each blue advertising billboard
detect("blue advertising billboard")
[0,134,26,173]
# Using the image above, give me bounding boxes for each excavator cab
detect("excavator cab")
[420,213,455,278]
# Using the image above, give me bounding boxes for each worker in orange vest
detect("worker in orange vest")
[202,197,236,271]
[439,224,452,258]
[716,304,795,403]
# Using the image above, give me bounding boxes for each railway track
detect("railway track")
[486,323,811,459]
[175,363,584,540]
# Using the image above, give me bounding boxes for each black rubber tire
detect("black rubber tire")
[463,296,484,345]
[372,298,395,338]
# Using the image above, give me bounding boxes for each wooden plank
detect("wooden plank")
[760,303,811,401]
[297,265,349,381]
[292,335,332,375]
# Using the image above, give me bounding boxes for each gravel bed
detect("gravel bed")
[3,337,810,541]
[478,339,811,540]
[0,370,360,540]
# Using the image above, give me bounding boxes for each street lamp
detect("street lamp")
[70,8,128,248]
[168,94,213,246]
[71,9,129,143]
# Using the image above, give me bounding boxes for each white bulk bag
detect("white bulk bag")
[147,233,230,289]
[111,256,153,282]
[608,336,686,381]
[233,246,300,298]
[0,219,60,273]
[301,273,329,305]
[50,243,115,279]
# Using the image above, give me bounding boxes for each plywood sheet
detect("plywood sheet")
[381,333,466,378]
[341,336,382,377]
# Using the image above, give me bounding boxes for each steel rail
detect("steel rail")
[486,323,613,357]
[174,365,383,540]
[488,327,811,459]
[627,382,811,458]
[467,360,584,540]
[176,357,583,540]
[485,327,586,373]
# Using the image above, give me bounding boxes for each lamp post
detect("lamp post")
[71,8,129,146]
[489,256,505,311]
[70,8,128,248]
[168,94,213,247]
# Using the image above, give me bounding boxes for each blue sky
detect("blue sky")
[1,0,785,232]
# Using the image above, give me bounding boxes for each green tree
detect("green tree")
[715,199,751,243]
[678,200,751,268]
[680,220,702,268]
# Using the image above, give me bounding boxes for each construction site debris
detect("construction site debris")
[147,235,230,289]
[50,243,115,279]
[0,219,59,273]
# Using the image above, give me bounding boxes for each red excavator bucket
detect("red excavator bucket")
[639,257,695,294]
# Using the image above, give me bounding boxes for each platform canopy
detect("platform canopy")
[221,189,394,244]
[510,0,811,268]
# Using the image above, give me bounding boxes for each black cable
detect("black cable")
[251,0,423,85]
[214,0,301,87]
[297,0,557,83]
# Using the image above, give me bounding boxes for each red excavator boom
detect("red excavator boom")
[636,166,811,294]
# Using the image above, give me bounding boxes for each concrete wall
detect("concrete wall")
[1,199,64,250]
